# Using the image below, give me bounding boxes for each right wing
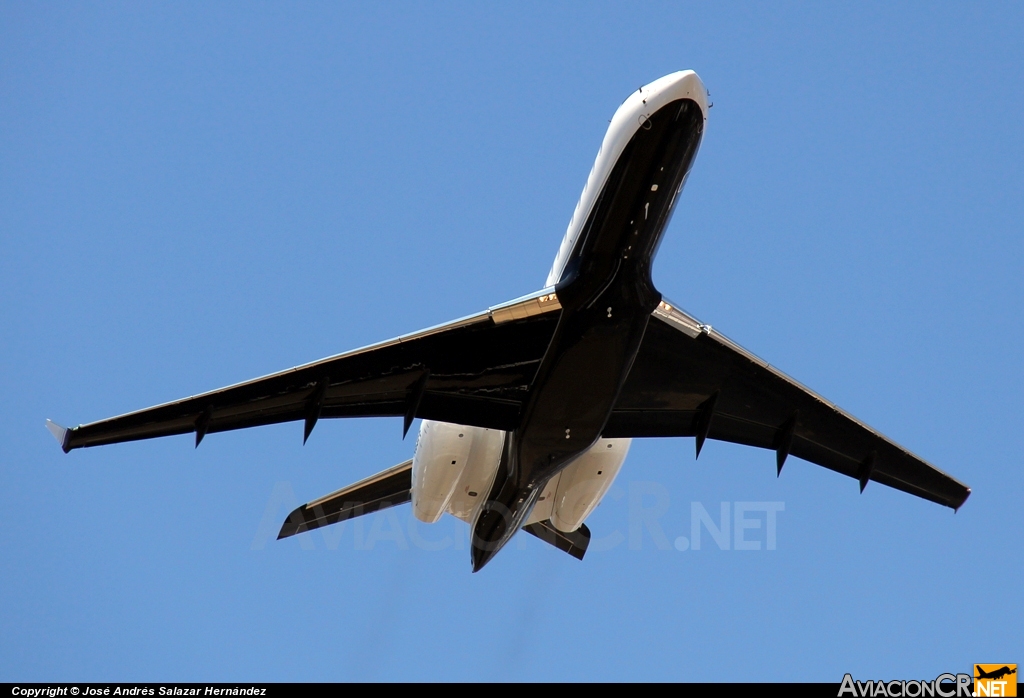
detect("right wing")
[605,300,970,510]
[51,290,562,452]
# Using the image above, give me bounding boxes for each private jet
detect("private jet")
[47,70,970,571]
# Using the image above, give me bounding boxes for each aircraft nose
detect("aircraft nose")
[651,70,709,118]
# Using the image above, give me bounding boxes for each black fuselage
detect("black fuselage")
[471,98,705,571]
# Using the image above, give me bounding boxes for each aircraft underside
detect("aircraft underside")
[47,70,970,573]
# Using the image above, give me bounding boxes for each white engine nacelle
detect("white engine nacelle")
[413,420,629,533]
[527,437,630,532]
[411,421,503,524]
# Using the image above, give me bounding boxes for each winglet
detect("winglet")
[45,420,71,453]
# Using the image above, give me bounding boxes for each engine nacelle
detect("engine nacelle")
[414,421,628,533]
[527,437,629,532]
[411,421,504,524]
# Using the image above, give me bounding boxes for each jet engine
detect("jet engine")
[528,437,630,532]
[411,421,503,524]
[413,420,629,534]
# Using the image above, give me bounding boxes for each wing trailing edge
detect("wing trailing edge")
[606,300,971,511]
[54,288,564,453]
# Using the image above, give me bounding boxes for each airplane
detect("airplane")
[975,667,1016,681]
[46,70,971,572]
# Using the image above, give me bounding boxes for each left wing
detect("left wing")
[604,301,970,510]
[50,290,562,452]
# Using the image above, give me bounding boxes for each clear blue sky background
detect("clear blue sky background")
[2,2,1021,682]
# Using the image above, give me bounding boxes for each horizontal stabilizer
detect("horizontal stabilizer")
[278,459,412,539]
[522,519,591,561]
[45,420,70,453]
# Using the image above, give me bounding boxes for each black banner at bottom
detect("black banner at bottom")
[3,683,850,695]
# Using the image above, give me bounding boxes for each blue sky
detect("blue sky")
[2,2,1021,682]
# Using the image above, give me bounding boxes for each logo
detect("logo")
[839,673,971,697]
[975,665,1017,697]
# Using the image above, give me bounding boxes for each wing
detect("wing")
[604,300,970,510]
[53,290,562,451]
